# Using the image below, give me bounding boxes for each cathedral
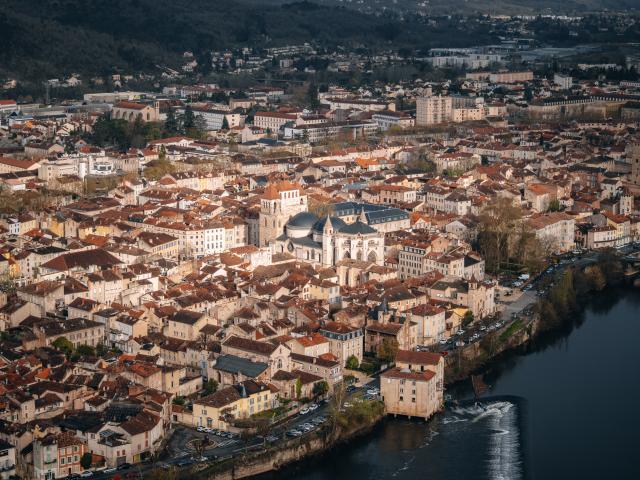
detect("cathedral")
[273,210,384,267]
[259,181,385,267]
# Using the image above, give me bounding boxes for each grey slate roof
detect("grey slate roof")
[338,221,377,235]
[213,354,268,378]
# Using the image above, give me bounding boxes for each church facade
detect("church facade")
[273,210,385,268]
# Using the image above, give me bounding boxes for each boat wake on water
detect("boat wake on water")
[446,398,524,480]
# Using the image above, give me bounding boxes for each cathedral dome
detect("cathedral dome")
[285,211,319,238]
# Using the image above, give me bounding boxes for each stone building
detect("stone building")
[272,211,385,267]
[258,181,307,247]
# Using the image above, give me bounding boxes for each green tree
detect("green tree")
[80,452,93,470]
[547,199,562,212]
[345,355,359,370]
[76,344,96,357]
[203,379,218,396]
[192,115,208,138]
[306,82,320,110]
[182,105,195,131]
[221,116,229,130]
[164,109,178,135]
[52,337,74,356]
[312,380,329,398]
[96,343,108,357]
[295,377,302,399]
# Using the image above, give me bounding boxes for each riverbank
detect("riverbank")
[180,402,385,480]
[444,251,628,384]
[169,252,628,480]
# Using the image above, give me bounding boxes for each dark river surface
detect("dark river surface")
[263,285,640,480]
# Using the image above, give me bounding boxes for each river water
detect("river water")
[263,285,640,480]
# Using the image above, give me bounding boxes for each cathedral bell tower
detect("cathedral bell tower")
[322,214,335,267]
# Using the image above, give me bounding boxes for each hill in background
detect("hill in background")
[0,0,497,81]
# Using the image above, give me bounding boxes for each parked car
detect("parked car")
[299,407,310,415]
[308,403,318,411]
[79,472,93,478]
[117,463,131,471]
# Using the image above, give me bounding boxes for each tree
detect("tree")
[164,109,178,135]
[345,355,359,370]
[96,343,108,357]
[306,82,320,110]
[203,379,218,396]
[312,380,329,398]
[477,197,523,273]
[462,310,474,328]
[80,452,93,470]
[52,337,74,356]
[328,382,347,434]
[192,115,208,137]
[584,264,606,291]
[76,344,96,357]
[182,105,195,131]
[295,377,302,400]
[378,338,399,363]
[547,199,562,212]
[221,116,229,130]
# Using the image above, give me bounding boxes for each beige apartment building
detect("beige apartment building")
[416,94,452,126]
[380,350,444,420]
[254,111,297,131]
[319,321,364,366]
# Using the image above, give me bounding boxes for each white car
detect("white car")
[308,403,318,411]
[299,407,310,415]
[197,426,205,432]
[366,388,379,395]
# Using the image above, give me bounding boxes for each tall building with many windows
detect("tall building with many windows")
[416,94,452,126]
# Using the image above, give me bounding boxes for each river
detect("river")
[261,285,640,480]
